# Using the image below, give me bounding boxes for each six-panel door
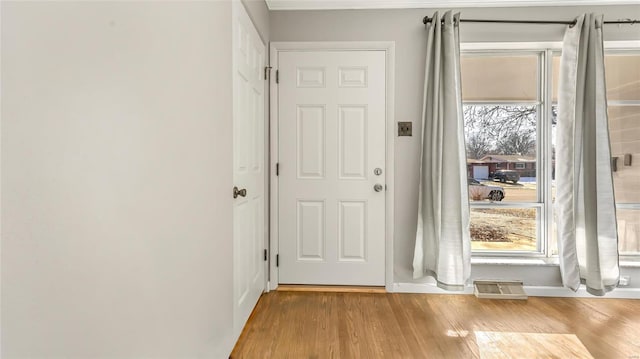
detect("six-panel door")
[278,50,386,285]
[232,2,265,338]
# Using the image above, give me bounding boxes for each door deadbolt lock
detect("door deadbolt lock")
[233,186,247,198]
[374,168,382,176]
[374,184,384,192]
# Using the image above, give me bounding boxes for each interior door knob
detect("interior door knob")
[233,186,247,198]
[374,184,383,192]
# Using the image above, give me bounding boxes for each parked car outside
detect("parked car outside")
[492,170,520,184]
[468,178,505,201]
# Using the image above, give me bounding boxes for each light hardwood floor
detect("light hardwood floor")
[231,291,640,358]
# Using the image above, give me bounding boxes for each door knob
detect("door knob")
[374,184,384,192]
[233,186,247,198]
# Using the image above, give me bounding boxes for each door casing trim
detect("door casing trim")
[269,41,396,292]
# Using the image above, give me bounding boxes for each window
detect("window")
[462,52,543,254]
[463,43,640,258]
[551,50,640,257]
[605,53,640,256]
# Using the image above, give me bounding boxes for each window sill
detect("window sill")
[471,257,558,266]
[471,257,640,268]
[620,260,640,268]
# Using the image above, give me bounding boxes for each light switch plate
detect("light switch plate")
[398,122,412,136]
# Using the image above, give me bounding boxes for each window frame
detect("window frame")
[461,47,546,257]
[461,41,640,260]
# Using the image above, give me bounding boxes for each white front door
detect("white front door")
[278,50,386,285]
[232,2,265,337]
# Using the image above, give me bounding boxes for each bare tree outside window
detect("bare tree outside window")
[463,105,537,159]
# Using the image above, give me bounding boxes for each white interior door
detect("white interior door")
[232,2,265,337]
[278,50,386,285]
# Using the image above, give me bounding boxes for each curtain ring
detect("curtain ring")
[595,15,603,29]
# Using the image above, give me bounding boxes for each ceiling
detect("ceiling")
[265,0,639,11]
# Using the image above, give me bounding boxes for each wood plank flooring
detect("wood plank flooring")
[231,291,640,358]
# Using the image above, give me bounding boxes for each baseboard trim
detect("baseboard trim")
[393,282,640,299]
[393,282,475,295]
[277,285,386,293]
[523,286,640,298]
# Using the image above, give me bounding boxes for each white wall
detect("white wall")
[270,5,640,288]
[1,2,237,357]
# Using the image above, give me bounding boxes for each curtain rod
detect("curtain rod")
[422,16,639,27]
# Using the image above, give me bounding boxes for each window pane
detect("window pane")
[465,105,538,203]
[619,209,640,254]
[610,105,640,204]
[605,54,640,101]
[552,104,558,202]
[552,209,640,255]
[552,54,560,103]
[461,55,538,101]
[471,208,538,251]
[550,210,558,256]
[553,53,640,102]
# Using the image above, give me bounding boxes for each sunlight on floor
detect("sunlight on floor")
[446,329,470,338]
[474,331,594,359]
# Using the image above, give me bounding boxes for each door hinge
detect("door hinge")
[276,162,279,176]
[275,70,279,84]
[264,249,267,261]
[264,66,272,80]
[276,254,279,267]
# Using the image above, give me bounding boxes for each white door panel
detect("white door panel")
[232,2,264,338]
[278,51,386,285]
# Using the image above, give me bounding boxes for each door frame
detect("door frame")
[269,41,396,291]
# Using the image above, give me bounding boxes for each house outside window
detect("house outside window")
[462,42,640,258]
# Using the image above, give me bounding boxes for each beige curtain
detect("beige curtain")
[413,11,471,290]
[556,13,620,295]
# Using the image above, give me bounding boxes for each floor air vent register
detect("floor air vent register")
[474,280,528,300]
